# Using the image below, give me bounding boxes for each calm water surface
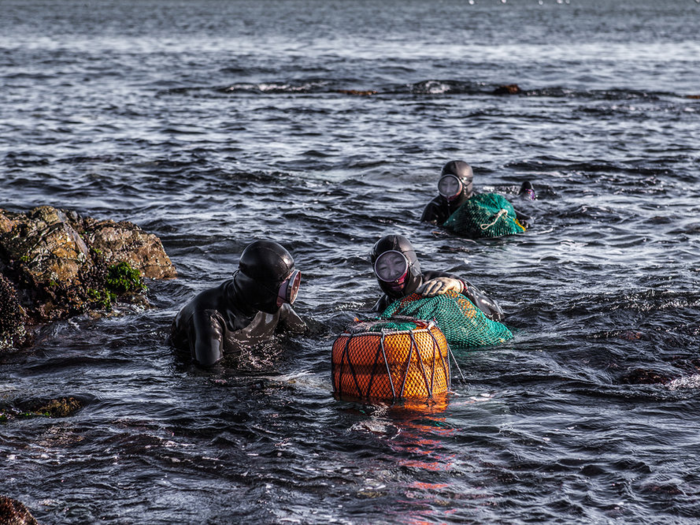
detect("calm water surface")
[1,0,700,523]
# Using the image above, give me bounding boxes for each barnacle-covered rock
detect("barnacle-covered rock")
[0,275,28,352]
[1,206,89,288]
[80,218,177,280]
[0,206,176,347]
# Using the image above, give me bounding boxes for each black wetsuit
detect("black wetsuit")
[171,280,305,367]
[420,195,467,225]
[371,270,504,322]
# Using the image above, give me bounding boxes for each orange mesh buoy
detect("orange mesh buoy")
[332,319,451,402]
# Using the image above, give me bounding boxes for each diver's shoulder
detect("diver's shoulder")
[186,280,232,309]
[421,196,447,222]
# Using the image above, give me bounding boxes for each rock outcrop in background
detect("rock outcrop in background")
[0,206,176,352]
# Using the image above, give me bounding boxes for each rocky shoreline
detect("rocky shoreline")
[0,206,176,352]
[0,207,179,522]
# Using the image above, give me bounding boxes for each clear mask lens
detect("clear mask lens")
[277,270,301,307]
[438,174,463,199]
[374,251,409,283]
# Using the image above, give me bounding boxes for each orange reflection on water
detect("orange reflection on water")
[399,507,459,525]
[388,394,457,473]
[383,393,499,523]
[398,457,454,471]
[408,481,450,490]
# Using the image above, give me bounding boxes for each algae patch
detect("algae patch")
[106,261,147,294]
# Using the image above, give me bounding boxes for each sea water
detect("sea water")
[1,0,700,522]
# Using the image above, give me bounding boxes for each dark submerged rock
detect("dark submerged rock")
[0,496,39,525]
[0,397,83,421]
[336,89,378,96]
[493,84,522,95]
[620,368,672,385]
[29,397,84,418]
[0,206,176,351]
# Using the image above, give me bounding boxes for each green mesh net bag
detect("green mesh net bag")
[443,193,526,239]
[378,291,513,349]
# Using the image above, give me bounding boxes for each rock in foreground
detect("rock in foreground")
[0,206,176,352]
[0,496,39,525]
[0,274,28,350]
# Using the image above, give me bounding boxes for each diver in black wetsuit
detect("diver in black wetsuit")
[420,160,534,226]
[170,240,306,367]
[369,234,504,321]
[420,160,475,225]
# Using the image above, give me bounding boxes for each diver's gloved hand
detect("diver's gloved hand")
[417,277,464,298]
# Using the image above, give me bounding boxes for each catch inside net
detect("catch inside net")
[443,192,526,238]
[379,291,513,349]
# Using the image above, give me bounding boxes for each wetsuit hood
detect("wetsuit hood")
[440,160,474,204]
[231,240,296,315]
[370,235,422,299]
